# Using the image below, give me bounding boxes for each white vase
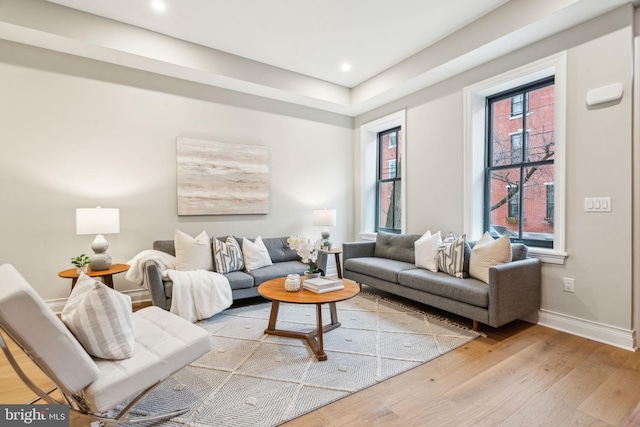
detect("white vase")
[285,274,301,292]
[76,266,88,274]
[304,272,321,280]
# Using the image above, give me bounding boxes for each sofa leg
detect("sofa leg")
[472,320,479,331]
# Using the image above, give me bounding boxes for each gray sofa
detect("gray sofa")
[146,236,328,310]
[343,232,541,330]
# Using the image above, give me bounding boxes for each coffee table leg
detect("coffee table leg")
[266,301,280,332]
[329,302,338,325]
[316,304,325,360]
[263,301,341,361]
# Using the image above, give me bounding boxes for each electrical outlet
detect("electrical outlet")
[563,277,575,293]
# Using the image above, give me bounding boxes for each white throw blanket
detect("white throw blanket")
[125,250,232,322]
[163,269,233,322]
[125,249,177,288]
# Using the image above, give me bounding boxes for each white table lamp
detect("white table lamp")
[76,207,120,271]
[313,208,336,249]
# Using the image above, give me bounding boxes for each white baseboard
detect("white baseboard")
[523,309,636,351]
[47,288,152,314]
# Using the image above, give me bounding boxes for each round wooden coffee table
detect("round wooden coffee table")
[258,277,359,361]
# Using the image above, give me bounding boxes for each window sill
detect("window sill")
[528,247,567,265]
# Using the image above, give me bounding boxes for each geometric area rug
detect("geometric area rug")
[121,292,479,426]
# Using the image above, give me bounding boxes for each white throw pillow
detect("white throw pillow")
[242,236,273,271]
[469,232,512,284]
[61,274,135,360]
[175,229,213,271]
[415,231,442,272]
[212,235,244,274]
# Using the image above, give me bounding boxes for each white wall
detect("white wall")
[354,5,635,346]
[0,40,354,304]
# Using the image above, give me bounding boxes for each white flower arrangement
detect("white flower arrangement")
[287,235,323,273]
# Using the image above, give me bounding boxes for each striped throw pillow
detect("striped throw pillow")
[212,235,244,274]
[62,274,135,360]
[438,233,467,278]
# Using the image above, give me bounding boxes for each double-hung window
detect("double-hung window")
[485,77,555,248]
[376,126,402,233]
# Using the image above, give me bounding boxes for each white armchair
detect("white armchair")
[0,264,211,425]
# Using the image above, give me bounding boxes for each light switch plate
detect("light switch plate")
[585,197,611,212]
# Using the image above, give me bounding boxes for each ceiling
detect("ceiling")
[45,0,510,88]
[0,0,636,116]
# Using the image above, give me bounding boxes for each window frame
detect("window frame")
[376,126,402,233]
[485,77,555,249]
[358,110,406,240]
[463,53,567,264]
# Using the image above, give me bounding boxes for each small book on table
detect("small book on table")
[302,277,344,294]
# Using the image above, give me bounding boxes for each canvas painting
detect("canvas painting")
[177,137,269,215]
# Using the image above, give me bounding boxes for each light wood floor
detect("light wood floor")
[2,293,640,427]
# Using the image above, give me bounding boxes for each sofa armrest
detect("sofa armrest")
[343,241,376,261]
[487,258,541,328]
[145,261,170,310]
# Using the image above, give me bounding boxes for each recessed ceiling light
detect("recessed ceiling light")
[341,63,351,72]
[151,1,166,12]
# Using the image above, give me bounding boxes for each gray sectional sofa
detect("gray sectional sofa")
[146,236,328,310]
[343,232,541,330]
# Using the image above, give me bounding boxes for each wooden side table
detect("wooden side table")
[58,263,130,290]
[327,247,343,278]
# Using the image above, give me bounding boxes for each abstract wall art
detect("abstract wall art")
[176,137,269,215]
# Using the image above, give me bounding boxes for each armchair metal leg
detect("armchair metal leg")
[0,333,61,406]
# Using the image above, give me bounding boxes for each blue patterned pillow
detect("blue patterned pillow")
[213,236,244,274]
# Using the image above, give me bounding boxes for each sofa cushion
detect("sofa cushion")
[223,271,255,290]
[246,261,309,286]
[261,237,300,263]
[153,240,176,257]
[374,231,420,264]
[344,257,416,284]
[165,270,254,297]
[398,269,489,308]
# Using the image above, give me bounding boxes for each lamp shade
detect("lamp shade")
[76,208,120,235]
[313,209,336,227]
